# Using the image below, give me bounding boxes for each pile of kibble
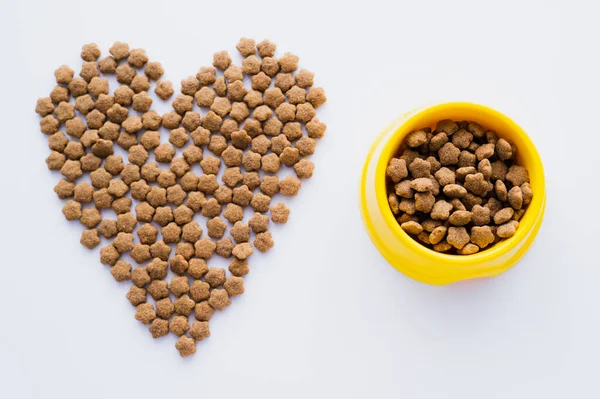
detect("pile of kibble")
[36,38,326,357]
[386,120,531,254]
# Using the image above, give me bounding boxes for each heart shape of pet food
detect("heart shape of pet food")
[35,38,327,357]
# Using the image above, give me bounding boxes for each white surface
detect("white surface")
[1,0,599,397]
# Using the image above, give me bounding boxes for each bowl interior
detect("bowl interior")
[376,102,545,265]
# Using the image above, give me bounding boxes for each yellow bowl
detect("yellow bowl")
[360,102,546,285]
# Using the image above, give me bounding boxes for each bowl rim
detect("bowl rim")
[375,102,546,266]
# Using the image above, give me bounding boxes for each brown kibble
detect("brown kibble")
[207,217,227,239]
[494,207,515,225]
[40,115,60,134]
[80,229,100,249]
[508,186,523,210]
[148,279,169,301]
[223,203,244,224]
[175,336,196,357]
[230,222,250,244]
[208,289,230,311]
[415,192,435,213]
[232,242,253,260]
[448,210,472,226]
[115,64,135,85]
[216,237,235,258]
[497,220,519,238]
[110,260,132,282]
[506,165,530,186]
[195,301,214,321]
[464,173,489,197]
[296,136,316,157]
[135,303,156,325]
[294,159,315,179]
[471,226,495,249]
[446,226,470,249]
[495,139,513,160]
[457,243,479,255]
[471,205,491,226]
[126,286,147,306]
[430,200,453,221]
[405,130,427,148]
[147,258,168,279]
[521,183,533,206]
[189,321,210,341]
[55,102,75,122]
[438,142,461,166]
[195,237,216,259]
[170,314,190,336]
[451,129,473,149]
[113,232,134,253]
[253,231,274,253]
[154,80,174,100]
[409,177,433,192]
[149,318,169,339]
[429,226,447,245]
[100,244,119,266]
[46,152,66,170]
[54,65,74,84]
[401,221,423,235]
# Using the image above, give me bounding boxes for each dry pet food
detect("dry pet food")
[386,120,532,254]
[36,38,326,357]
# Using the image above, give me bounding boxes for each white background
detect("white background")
[1,0,599,398]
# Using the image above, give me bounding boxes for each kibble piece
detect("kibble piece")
[126,285,147,307]
[214,185,232,204]
[100,244,120,266]
[275,102,296,123]
[254,232,274,255]
[446,226,470,250]
[60,159,83,181]
[475,143,495,161]
[428,226,447,245]
[497,220,519,238]
[194,87,217,109]
[198,175,220,196]
[113,232,134,253]
[64,118,86,139]
[230,102,250,123]
[40,115,60,135]
[54,65,74,84]
[175,336,196,357]
[50,85,70,104]
[144,259,167,282]
[141,61,163,80]
[242,172,261,190]
[456,243,479,255]
[470,226,495,249]
[207,217,227,239]
[148,279,170,301]
[305,118,326,139]
[494,207,515,225]
[176,242,195,260]
[169,314,191,336]
[405,130,427,148]
[401,221,423,235]
[296,103,316,123]
[506,165,529,186]
[110,260,132,282]
[208,289,231,311]
[429,200,453,221]
[415,192,435,213]
[470,205,491,226]
[189,321,210,341]
[115,63,136,85]
[448,210,472,226]
[216,238,235,258]
[154,80,174,100]
[307,87,327,108]
[232,242,254,260]
[495,139,513,160]
[149,318,169,339]
[212,50,232,70]
[195,237,216,259]
[220,224,246,249]
[294,159,315,179]
[278,176,301,197]
[135,303,156,325]
[296,137,316,156]
[53,103,76,127]
[464,173,489,197]
[521,183,533,206]
[46,152,66,170]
